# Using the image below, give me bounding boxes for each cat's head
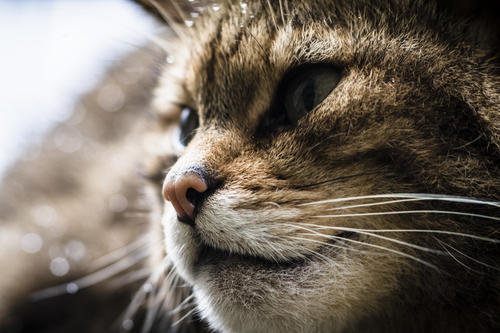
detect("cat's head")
[138,0,500,332]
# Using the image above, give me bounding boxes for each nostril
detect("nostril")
[186,187,203,206]
[163,171,208,225]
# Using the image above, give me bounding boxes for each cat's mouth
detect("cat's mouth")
[194,244,293,269]
[193,231,356,269]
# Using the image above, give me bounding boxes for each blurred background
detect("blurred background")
[0,0,158,180]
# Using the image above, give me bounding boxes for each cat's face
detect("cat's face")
[143,0,500,332]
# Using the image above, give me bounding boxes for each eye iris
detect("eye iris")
[179,107,199,146]
[284,66,341,124]
[301,80,315,111]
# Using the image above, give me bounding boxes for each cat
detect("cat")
[1,0,500,332]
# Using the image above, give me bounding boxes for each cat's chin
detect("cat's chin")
[189,240,358,333]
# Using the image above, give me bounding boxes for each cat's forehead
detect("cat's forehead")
[159,0,480,128]
[180,4,348,126]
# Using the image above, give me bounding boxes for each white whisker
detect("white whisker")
[106,266,153,290]
[436,240,485,274]
[150,0,189,40]
[293,223,500,244]
[123,211,152,218]
[286,235,438,270]
[171,306,199,327]
[437,239,500,272]
[303,242,364,264]
[264,236,305,263]
[31,246,150,301]
[299,193,500,208]
[140,280,160,333]
[314,210,500,221]
[118,257,172,331]
[327,198,422,210]
[285,223,448,255]
[168,294,196,315]
[284,239,339,265]
[141,259,180,332]
[91,234,151,270]
[169,0,191,27]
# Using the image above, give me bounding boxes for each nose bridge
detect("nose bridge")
[163,128,252,223]
[177,127,245,173]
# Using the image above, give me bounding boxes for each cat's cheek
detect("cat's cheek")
[162,204,200,283]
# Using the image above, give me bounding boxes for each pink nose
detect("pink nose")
[163,172,208,222]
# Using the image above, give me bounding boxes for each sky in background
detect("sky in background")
[0,0,158,178]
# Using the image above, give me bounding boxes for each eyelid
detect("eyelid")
[158,103,196,124]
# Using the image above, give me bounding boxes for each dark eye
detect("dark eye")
[177,107,199,147]
[283,66,341,124]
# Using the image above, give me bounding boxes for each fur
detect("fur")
[1,0,500,332]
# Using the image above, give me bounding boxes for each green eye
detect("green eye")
[179,107,199,147]
[284,66,341,124]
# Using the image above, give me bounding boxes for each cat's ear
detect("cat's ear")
[131,0,191,24]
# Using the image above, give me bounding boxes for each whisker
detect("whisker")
[123,211,153,218]
[285,223,448,255]
[169,0,191,27]
[293,223,500,244]
[171,306,199,327]
[140,278,160,333]
[299,193,500,208]
[153,281,194,332]
[314,210,500,222]
[286,235,438,270]
[327,198,422,211]
[142,32,176,55]
[436,240,487,275]
[106,266,153,290]
[50,8,176,54]
[141,280,165,332]
[293,173,377,189]
[168,294,196,315]
[118,290,147,332]
[90,234,151,270]
[283,223,379,257]
[264,236,306,263]
[283,225,354,252]
[118,257,172,331]
[437,239,500,273]
[141,261,178,332]
[89,36,165,58]
[150,0,189,40]
[453,133,484,150]
[31,246,150,301]
[289,242,341,265]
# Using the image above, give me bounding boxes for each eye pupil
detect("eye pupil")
[283,65,341,124]
[301,80,315,111]
[179,107,199,146]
